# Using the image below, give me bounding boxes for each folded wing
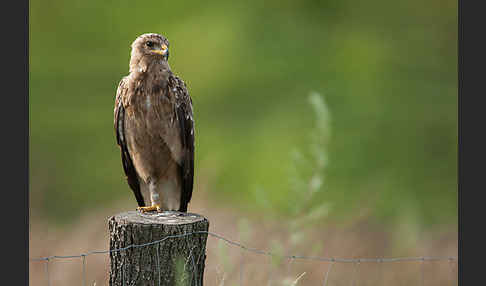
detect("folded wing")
[169,75,195,212]
[114,77,145,207]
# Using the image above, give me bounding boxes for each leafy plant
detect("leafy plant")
[251,92,333,284]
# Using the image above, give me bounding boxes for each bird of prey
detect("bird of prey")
[114,33,194,212]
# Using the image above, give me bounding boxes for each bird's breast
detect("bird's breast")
[124,87,183,183]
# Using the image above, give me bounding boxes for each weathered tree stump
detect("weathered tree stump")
[109,211,209,286]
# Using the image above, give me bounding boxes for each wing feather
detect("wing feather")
[114,77,145,207]
[169,75,195,212]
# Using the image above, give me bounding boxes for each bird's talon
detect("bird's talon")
[137,205,160,213]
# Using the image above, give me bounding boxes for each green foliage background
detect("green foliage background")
[29,0,457,228]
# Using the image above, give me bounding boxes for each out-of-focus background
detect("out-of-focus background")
[29,0,457,285]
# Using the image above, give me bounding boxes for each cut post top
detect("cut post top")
[111,210,208,226]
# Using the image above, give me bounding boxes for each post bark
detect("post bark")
[108,211,209,286]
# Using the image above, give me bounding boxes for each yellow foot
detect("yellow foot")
[137,205,161,213]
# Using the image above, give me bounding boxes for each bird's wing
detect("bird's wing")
[114,77,145,207]
[169,75,195,212]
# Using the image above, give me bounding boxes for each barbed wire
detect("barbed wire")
[29,230,457,264]
[30,230,457,286]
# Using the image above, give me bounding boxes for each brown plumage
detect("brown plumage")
[114,33,194,212]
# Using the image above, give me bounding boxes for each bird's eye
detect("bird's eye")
[146,41,154,48]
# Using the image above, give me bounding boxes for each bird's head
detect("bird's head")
[132,33,170,60]
[129,33,170,73]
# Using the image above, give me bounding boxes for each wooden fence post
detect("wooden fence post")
[108,211,209,286]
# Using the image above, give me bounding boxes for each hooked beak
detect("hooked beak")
[151,44,168,56]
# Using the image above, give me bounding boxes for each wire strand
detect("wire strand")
[30,230,457,265]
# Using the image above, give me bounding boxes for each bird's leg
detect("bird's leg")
[137,182,161,212]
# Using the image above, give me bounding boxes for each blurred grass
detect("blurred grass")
[29,0,457,228]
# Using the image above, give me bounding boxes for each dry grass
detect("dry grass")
[29,188,457,286]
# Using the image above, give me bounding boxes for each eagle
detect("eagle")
[114,33,194,212]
